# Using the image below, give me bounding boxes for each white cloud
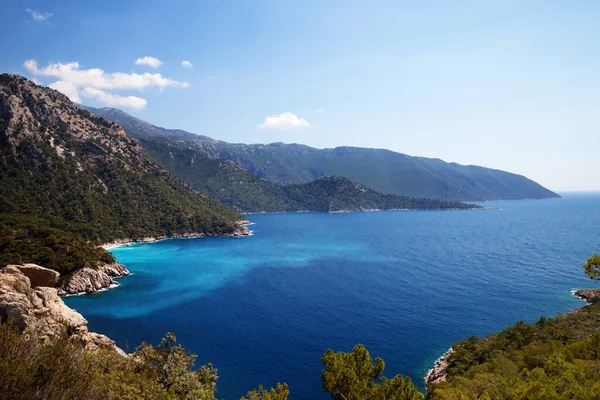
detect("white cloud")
[49,81,81,103]
[316,108,324,113]
[24,59,188,90]
[135,56,163,69]
[181,60,193,68]
[257,112,311,130]
[26,8,52,22]
[81,87,147,109]
[25,59,188,109]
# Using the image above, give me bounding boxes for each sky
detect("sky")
[1,0,599,191]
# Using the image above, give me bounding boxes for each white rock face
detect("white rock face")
[11,263,60,287]
[60,262,130,295]
[0,265,125,356]
[99,262,130,278]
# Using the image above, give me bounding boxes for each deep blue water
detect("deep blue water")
[65,194,600,399]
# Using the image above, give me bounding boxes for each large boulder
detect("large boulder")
[0,266,86,340]
[0,265,125,356]
[10,263,60,287]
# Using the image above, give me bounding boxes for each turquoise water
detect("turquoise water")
[65,194,600,399]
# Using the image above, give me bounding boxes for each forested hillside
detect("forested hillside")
[0,75,246,275]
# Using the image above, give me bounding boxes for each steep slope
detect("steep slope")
[86,106,559,201]
[0,75,246,275]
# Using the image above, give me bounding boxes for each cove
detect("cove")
[65,194,600,399]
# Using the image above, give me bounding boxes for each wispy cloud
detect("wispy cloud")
[82,87,147,109]
[257,112,311,130]
[135,56,163,69]
[316,108,325,113]
[25,59,188,109]
[26,8,52,22]
[181,60,193,68]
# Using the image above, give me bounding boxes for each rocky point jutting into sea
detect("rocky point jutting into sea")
[58,262,130,296]
[0,264,125,356]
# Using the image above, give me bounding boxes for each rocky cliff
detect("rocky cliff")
[59,262,130,295]
[0,264,124,356]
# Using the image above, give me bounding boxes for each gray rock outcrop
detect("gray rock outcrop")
[59,262,130,295]
[574,288,600,304]
[99,262,130,278]
[425,349,453,386]
[0,265,125,356]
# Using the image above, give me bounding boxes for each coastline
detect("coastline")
[243,207,488,215]
[65,222,253,296]
[425,287,600,388]
[101,221,252,250]
[425,348,454,386]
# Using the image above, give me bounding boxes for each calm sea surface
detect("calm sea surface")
[65,193,600,399]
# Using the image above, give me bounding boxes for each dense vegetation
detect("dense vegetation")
[583,254,600,280]
[281,176,478,213]
[0,216,115,276]
[0,75,244,275]
[86,106,560,202]
[0,326,218,400]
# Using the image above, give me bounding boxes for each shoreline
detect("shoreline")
[425,287,600,387]
[425,348,454,386]
[243,207,490,215]
[79,222,252,295]
[101,221,252,250]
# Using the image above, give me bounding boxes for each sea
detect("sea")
[65,193,600,399]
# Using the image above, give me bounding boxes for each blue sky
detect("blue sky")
[1,0,599,191]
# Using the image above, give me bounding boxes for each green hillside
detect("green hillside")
[0,75,246,275]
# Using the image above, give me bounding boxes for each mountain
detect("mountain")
[86,106,560,202]
[277,176,480,212]
[0,75,246,275]
[79,107,478,212]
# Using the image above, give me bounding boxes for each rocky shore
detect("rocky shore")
[425,348,454,386]
[58,262,130,296]
[573,288,600,304]
[0,264,125,356]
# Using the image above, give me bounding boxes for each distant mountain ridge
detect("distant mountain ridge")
[85,106,560,202]
[80,107,479,212]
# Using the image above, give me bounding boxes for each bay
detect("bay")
[65,193,600,399]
